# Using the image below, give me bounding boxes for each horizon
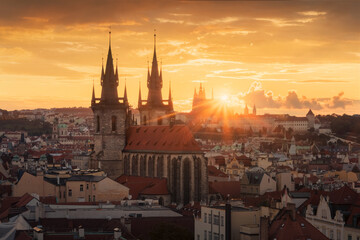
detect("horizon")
[0,0,359,115]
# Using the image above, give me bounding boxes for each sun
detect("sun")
[221,95,229,102]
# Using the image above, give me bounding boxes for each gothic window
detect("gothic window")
[183,158,191,204]
[148,156,154,177]
[96,115,100,132]
[143,115,147,125]
[111,116,117,131]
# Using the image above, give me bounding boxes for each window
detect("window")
[93,195,95,202]
[214,215,220,225]
[330,230,334,240]
[64,191,66,198]
[221,234,224,240]
[214,233,219,240]
[86,184,89,190]
[143,116,147,125]
[221,216,224,226]
[204,213,207,223]
[93,184,96,190]
[348,235,353,240]
[80,184,83,192]
[88,195,91,202]
[96,116,100,132]
[111,116,117,131]
[204,230,207,240]
[68,189,72,197]
[322,209,327,219]
[157,118,162,125]
[197,234,200,240]
[208,231,212,240]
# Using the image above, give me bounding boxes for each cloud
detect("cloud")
[240,81,353,110]
[326,92,352,109]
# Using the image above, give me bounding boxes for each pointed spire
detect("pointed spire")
[115,57,119,81]
[138,81,142,108]
[147,31,163,106]
[91,80,96,104]
[124,78,128,104]
[168,80,173,110]
[101,58,105,84]
[194,88,197,97]
[100,31,119,104]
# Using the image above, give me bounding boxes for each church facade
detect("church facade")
[90,33,208,204]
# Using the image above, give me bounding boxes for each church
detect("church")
[90,33,208,204]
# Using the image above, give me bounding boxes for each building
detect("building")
[262,203,329,240]
[195,204,275,240]
[122,125,208,204]
[90,34,208,204]
[241,169,276,196]
[13,171,129,203]
[138,34,174,126]
[90,33,130,177]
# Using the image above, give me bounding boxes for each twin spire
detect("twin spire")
[140,32,173,109]
[93,31,124,106]
[93,31,172,109]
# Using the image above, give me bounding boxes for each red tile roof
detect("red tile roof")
[328,184,359,205]
[269,208,329,240]
[209,181,242,199]
[124,125,201,153]
[116,175,169,199]
[208,166,228,178]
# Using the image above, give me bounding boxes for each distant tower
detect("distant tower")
[90,32,129,178]
[244,104,249,115]
[138,33,174,126]
[306,109,315,129]
[253,104,256,115]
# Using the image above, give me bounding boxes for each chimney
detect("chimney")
[33,226,44,240]
[287,203,296,221]
[78,225,85,238]
[114,227,122,240]
[260,217,269,240]
[225,202,231,240]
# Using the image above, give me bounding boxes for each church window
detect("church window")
[96,116,100,132]
[111,116,117,131]
[143,116,147,125]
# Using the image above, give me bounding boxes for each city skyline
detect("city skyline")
[0,0,359,116]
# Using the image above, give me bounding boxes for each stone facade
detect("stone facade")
[90,35,208,204]
[91,105,128,178]
[123,152,208,204]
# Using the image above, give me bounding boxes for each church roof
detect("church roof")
[124,125,201,153]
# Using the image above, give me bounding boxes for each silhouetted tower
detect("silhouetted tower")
[138,33,174,126]
[253,104,256,115]
[90,32,129,178]
[244,104,249,115]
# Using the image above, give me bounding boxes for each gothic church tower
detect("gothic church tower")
[138,34,174,126]
[90,33,129,178]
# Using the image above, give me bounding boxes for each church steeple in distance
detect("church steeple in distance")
[147,31,163,107]
[100,31,119,104]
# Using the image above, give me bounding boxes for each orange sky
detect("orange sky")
[0,0,359,115]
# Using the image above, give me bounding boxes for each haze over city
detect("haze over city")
[0,0,359,115]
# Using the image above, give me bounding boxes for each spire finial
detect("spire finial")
[154,29,156,50]
[109,26,112,47]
